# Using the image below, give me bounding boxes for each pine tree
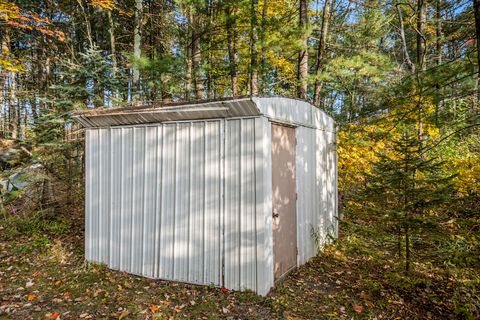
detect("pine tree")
[362,128,455,272]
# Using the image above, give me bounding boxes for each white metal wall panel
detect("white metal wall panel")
[326,131,338,238]
[85,120,231,289]
[295,125,338,267]
[255,117,274,296]
[312,106,335,132]
[254,97,314,128]
[223,118,266,293]
[160,124,175,280]
[85,129,92,261]
[110,128,122,270]
[203,121,222,285]
[143,126,157,277]
[295,126,316,265]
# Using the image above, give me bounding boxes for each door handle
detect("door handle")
[272,210,279,218]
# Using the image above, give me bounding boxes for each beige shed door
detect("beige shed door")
[271,123,297,280]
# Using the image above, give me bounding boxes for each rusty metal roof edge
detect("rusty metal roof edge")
[71,97,260,128]
[71,97,253,117]
[70,96,333,128]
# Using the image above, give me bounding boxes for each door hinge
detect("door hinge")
[296,193,298,200]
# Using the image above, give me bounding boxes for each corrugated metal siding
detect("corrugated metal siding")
[296,126,317,265]
[254,97,314,128]
[224,118,265,293]
[295,122,338,266]
[86,122,224,286]
[85,118,272,294]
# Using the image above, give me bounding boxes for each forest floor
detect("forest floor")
[0,208,478,319]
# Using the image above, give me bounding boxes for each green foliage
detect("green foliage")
[0,210,71,240]
[361,128,456,271]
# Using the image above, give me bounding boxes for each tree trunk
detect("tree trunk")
[77,0,94,48]
[474,0,480,104]
[405,225,410,273]
[192,14,204,100]
[185,8,193,100]
[416,0,426,142]
[417,0,426,71]
[226,5,239,96]
[107,10,117,78]
[133,0,143,101]
[260,0,268,94]
[297,0,309,100]
[397,226,403,258]
[396,3,415,72]
[313,0,331,107]
[250,0,259,96]
[435,0,442,122]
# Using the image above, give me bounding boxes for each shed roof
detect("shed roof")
[72,97,335,131]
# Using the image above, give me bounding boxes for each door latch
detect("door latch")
[272,209,279,218]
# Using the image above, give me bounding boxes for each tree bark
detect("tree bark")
[192,13,204,100]
[474,0,480,104]
[416,0,427,142]
[77,0,94,48]
[297,0,309,100]
[417,0,426,71]
[313,0,331,107]
[107,10,117,78]
[185,8,193,100]
[396,4,415,72]
[405,225,410,272]
[226,5,239,96]
[133,0,143,101]
[250,0,259,96]
[260,0,268,94]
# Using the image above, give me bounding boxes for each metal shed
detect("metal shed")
[74,97,338,296]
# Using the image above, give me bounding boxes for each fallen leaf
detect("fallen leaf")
[161,300,170,306]
[353,305,363,313]
[46,312,60,319]
[220,287,229,293]
[118,309,129,320]
[33,271,42,277]
[149,304,159,313]
[26,281,34,288]
[93,289,104,297]
[27,294,37,301]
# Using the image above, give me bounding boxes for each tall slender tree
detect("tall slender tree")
[313,0,331,107]
[297,0,309,99]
